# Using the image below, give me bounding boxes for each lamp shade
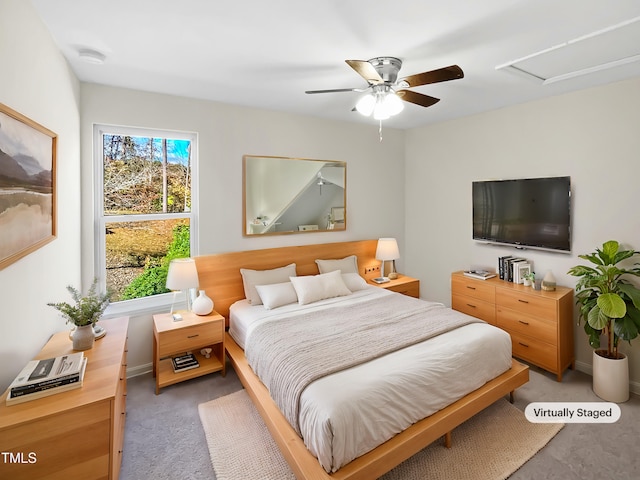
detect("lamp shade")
[376,238,400,261]
[166,258,199,291]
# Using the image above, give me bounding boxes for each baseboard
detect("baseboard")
[574,360,640,397]
[126,362,153,379]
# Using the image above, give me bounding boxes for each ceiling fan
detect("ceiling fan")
[305,57,464,119]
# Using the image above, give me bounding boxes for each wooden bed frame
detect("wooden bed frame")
[195,240,529,480]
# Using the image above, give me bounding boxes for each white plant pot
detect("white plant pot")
[592,350,629,403]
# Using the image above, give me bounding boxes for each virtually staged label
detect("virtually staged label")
[524,402,621,423]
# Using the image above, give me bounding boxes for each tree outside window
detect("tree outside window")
[96,127,197,302]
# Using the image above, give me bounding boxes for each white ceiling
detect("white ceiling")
[30,0,640,130]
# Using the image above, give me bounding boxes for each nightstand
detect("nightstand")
[153,310,225,394]
[368,275,420,298]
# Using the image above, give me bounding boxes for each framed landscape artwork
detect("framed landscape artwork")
[0,103,57,270]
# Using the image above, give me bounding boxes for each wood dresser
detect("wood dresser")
[0,316,129,480]
[451,271,574,381]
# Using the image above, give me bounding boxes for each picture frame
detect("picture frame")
[331,206,345,223]
[513,262,531,285]
[0,103,57,270]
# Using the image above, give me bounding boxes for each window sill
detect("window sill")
[102,292,187,319]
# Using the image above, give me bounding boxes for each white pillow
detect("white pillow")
[255,282,298,310]
[240,263,297,305]
[290,270,352,305]
[341,272,368,292]
[315,255,358,274]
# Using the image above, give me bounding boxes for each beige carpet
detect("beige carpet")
[199,390,563,480]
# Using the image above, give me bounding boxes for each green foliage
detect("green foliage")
[567,240,640,358]
[121,224,190,300]
[48,278,111,326]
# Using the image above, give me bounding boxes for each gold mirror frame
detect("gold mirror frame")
[243,155,346,236]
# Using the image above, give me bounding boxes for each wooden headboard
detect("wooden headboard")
[194,240,379,325]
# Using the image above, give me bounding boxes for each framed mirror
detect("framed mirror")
[243,155,346,236]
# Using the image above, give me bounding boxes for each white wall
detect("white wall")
[0,0,81,390]
[80,84,406,373]
[405,77,640,392]
[3,0,639,394]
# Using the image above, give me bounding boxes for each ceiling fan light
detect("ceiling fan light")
[356,94,375,116]
[384,92,404,116]
[373,103,390,120]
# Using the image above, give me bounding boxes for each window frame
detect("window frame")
[93,124,199,316]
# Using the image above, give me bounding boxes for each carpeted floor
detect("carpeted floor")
[198,389,563,480]
[120,363,640,480]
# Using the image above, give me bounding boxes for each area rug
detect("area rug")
[198,390,563,480]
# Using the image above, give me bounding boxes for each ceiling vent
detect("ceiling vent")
[496,16,640,84]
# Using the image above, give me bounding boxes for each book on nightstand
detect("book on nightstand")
[172,353,200,372]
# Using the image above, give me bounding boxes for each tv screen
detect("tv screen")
[472,176,571,252]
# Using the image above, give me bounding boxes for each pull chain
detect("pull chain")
[379,120,383,142]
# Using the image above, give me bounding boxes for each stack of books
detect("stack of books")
[463,270,496,280]
[6,352,87,405]
[171,353,199,373]
[498,256,532,284]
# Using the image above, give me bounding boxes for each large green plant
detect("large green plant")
[567,240,640,359]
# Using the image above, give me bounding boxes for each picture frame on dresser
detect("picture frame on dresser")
[513,262,531,285]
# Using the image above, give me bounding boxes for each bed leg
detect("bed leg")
[444,431,452,448]
[509,391,515,403]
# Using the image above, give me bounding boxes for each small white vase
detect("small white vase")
[192,290,214,316]
[72,324,95,351]
[592,350,629,403]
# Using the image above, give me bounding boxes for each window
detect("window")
[94,125,198,308]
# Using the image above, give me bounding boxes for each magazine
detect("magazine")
[9,352,85,390]
[463,270,496,280]
[6,357,87,406]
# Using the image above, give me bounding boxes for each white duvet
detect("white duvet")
[230,287,512,473]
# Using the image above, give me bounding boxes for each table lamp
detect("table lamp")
[373,238,400,284]
[166,258,199,317]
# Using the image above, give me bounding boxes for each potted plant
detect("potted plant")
[522,271,535,287]
[567,240,640,402]
[48,279,111,351]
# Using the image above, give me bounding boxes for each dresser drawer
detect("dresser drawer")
[497,307,557,345]
[158,321,223,357]
[510,331,557,372]
[496,289,556,320]
[451,275,495,303]
[452,294,496,325]
[385,280,420,298]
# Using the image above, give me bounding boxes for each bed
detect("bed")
[195,240,529,480]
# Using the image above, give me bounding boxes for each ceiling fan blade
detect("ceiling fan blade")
[305,87,368,94]
[399,65,464,88]
[396,90,440,108]
[345,60,384,85]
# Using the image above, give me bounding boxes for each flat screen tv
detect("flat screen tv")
[472,176,571,253]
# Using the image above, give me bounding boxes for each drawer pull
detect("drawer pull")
[518,299,529,304]
[466,303,477,308]
[518,320,529,325]
[187,334,200,339]
[466,286,476,290]
[518,342,529,348]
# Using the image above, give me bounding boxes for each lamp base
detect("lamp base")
[372,277,390,284]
